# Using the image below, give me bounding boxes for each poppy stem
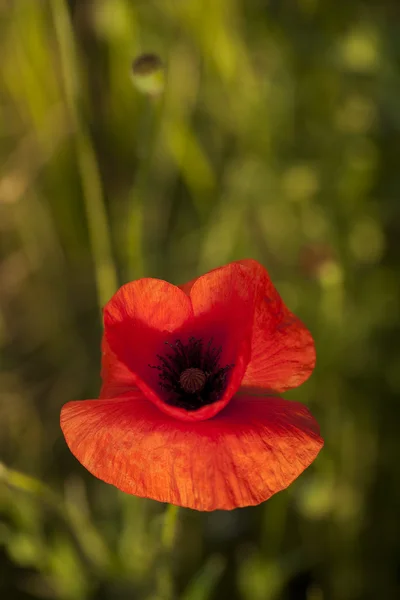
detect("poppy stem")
[162,503,179,551]
[155,504,180,600]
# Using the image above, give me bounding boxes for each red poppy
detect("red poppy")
[60,259,323,511]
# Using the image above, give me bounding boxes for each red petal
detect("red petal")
[99,336,137,399]
[60,392,323,511]
[104,278,193,335]
[103,272,253,422]
[183,260,315,392]
[236,259,315,391]
[103,278,194,412]
[184,262,260,371]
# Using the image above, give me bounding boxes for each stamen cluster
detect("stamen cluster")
[150,337,233,411]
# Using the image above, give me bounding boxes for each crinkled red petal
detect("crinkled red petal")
[181,260,315,392]
[237,259,315,391]
[60,391,323,511]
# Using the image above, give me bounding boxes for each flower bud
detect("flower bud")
[131,53,165,97]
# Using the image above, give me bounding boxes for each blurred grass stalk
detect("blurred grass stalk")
[0,465,184,598]
[0,461,112,573]
[51,0,118,308]
[0,461,56,501]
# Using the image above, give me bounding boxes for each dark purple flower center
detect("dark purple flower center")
[149,337,234,411]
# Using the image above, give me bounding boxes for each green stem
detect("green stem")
[154,504,180,600]
[162,503,179,551]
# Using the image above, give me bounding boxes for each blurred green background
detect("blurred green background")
[1,0,400,599]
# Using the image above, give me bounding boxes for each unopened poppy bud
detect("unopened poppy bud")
[131,53,165,96]
[179,368,207,394]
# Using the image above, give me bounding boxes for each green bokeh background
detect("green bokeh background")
[1,1,400,599]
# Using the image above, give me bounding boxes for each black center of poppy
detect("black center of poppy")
[149,337,234,411]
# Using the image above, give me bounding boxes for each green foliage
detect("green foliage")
[1,1,399,599]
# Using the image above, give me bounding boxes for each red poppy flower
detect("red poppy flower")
[60,259,323,511]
